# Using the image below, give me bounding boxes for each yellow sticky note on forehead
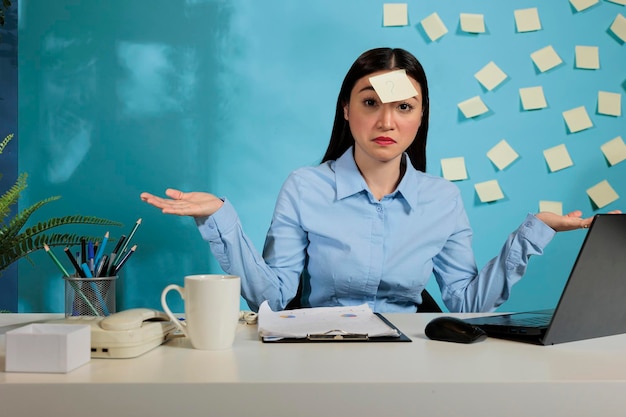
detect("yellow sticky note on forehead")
[368,70,418,103]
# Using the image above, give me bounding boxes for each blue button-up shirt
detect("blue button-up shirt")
[197,147,555,313]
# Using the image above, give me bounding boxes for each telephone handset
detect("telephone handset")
[100,308,171,331]
[52,308,179,359]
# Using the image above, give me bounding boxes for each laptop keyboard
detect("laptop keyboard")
[505,314,551,327]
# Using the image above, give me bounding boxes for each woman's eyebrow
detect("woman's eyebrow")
[357,84,421,102]
[357,85,376,94]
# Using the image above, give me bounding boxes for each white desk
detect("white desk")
[2,313,626,417]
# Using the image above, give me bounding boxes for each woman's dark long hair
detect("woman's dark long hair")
[321,48,430,172]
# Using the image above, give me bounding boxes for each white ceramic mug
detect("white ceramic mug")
[161,274,241,350]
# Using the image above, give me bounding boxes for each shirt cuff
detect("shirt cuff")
[195,198,237,241]
[520,213,556,248]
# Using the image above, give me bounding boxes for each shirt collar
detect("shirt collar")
[334,147,365,200]
[334,147,419,211]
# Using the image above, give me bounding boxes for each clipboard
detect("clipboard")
[261,313,412,343]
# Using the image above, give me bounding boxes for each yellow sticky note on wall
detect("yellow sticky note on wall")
[460,13,485,33]
[601,136,626,166]
[383,3,408,27]
[586,180,619,209]
[475,180,505,203]
[543,144,573,172]
[441,157,468,181]
[609,13,626,43]
[539,201,563,215]
[515,8,542,32]
[562,106,593,133]
[421,12,448,41]
[458,96,489,118]
[598,91,622,117]
[569,0,599,12]
[530,45,563,73]
[475,61,507,91]
[519,86,547,110]
[487,139,519,171]
[575,45,600,69]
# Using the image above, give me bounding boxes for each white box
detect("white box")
[5,323,91,373]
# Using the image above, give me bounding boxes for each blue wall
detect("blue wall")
[14,0,625,313]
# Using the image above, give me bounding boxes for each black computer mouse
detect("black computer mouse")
[425,316,487,344]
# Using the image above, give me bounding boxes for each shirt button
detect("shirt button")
[376,206,382,212]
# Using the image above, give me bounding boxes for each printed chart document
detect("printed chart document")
[257,301,410,342]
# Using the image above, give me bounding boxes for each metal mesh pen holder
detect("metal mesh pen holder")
[64,275,118,317]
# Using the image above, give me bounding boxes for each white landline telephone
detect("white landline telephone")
[50,308,179,359]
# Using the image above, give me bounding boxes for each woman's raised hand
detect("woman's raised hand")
[140,188,224,217]
[536,209,621,232]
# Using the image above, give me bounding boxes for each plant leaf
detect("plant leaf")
[0,172,27,224]
[0,232,115,272]
[0,133,14,155]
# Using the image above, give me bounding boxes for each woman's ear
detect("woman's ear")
[343,104,349,121]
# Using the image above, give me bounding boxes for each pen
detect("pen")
[44,244,99,316]
[95,254,108,277]
[100,256,111,278]
[113,244,137,275]
[87,241,95,274]
[116,218,141,264]
[80,237,87,265]
[64,247,87,278]
[107,234,126,275]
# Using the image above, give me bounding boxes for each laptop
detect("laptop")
[463,213,626,345]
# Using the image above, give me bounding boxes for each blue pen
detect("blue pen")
[81,263,110,316]
[87,241,95,274]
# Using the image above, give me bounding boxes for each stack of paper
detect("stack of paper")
[257,301,400,340]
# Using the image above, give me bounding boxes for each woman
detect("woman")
[141,47,604,313]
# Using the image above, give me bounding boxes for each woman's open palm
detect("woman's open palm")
[140,188,224,217]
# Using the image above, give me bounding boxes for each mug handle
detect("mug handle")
[161,284,188,337]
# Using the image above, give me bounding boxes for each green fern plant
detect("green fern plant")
[0,133,122,274]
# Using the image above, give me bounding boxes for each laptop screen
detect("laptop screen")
[542,214,626,344]
[464,214,626,345]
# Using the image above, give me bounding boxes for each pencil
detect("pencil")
[94,231,109,267]
[45,244,99,316]
[107,234,126,276]
[81,263,94,278]
[81,263,110,316]
[116,218,141,264]
[44,243,70,277]
[113,244,137,275]
[111,234,126,255]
